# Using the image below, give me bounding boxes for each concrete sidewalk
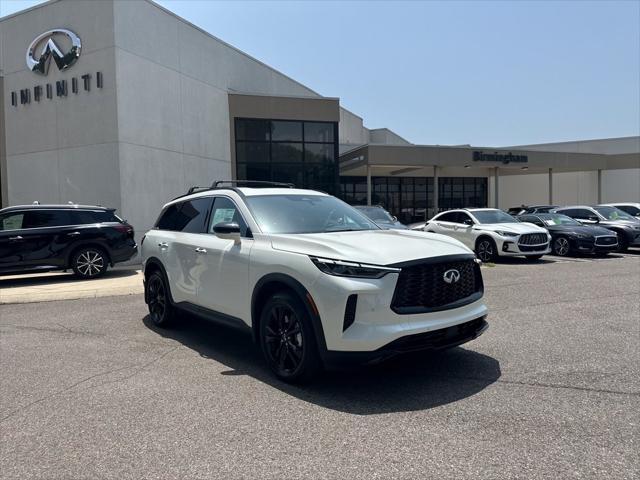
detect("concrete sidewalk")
[0,267,143,304]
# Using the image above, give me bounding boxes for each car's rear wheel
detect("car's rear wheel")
[259,291,321,383]
[475,238,497,262]
[146,271,175,327]
[617,235,629,252]
[72,247,108,278]
[552,236,571,256]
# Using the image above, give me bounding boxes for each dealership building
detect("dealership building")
[1,0,639,236]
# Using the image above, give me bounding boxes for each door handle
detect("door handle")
[195,247,207,254]
[67,231,81,236]
[158,242,169,249]
[9,236,23,241]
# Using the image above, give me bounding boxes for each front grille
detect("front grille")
[595,236,617,246]
[518,233,548,246]
[391,256,483,314]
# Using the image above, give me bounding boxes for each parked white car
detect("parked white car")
[141,182,488,382]
[424,208,551,262]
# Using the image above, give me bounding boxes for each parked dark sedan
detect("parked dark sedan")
[553,205,640,251]
[518,213,618,256]
[353,205,408,230]
[0,204,137,278]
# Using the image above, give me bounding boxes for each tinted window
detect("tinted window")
[458,212,474,225]
[436,212,460,223]
[0,212,25,230]
[520,215,544,227]
[178,198,213,233]
[156,198,213,233]
[304,122,334,143]
[615,205,640,216]
[271,121,302,142]
[22,210,70,228]
[572,209,596,219]
[593,206,634,221]
[208,197,249,236]
[69,210,98,225]
[90,210,123,223]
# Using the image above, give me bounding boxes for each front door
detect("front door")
[196,196,253,320]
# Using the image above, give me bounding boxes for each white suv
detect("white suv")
[141,182,488,382]
[425,208,551,262]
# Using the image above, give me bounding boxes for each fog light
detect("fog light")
[502,242,514,252]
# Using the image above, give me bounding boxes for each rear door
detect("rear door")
[157,197,214,305]
[7,210,72,269]
[429,211,459,235]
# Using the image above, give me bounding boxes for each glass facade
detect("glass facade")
[340,176,488,224]
[235,118,339,195]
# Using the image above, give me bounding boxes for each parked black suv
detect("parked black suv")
[0,204,137,278]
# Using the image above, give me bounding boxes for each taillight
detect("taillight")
[113,224,134,236]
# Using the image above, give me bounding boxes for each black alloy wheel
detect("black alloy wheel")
[260,292,321,383]
[72,247,108,278]
[147,271,174,327]
[617,235,629,252]
[552,236,571,256]
[476,238,497,263]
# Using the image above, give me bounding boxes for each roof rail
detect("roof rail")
[186,186,210,195]
[211,180,295,189]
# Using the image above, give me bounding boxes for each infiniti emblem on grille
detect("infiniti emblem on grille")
[443,269,461,284]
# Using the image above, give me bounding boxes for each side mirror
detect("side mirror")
[213,222,241,242]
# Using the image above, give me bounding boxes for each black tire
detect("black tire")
[71,247,108,278]
[259,291,322,383]
[617,235,629,252]
[146,271,175,327]
[475,237,497,263]
[526,255,544,261]
[552,236,571,256]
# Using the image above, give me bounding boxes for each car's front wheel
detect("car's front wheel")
[146,271,175,327]
[552,236,571,256]
[259,291,321,383]
[72,247,108,279]
[475,238,497,263]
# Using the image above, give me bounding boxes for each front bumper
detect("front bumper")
[322,316,488,368]
[575,236,618,253]
[311,262,488,354]
[498,240,551,257]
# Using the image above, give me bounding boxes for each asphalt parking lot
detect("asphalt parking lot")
[1,253,639,479]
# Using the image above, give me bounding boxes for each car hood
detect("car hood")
[474,223,547,234]
[268,229,473,265]
[548,225,615,236]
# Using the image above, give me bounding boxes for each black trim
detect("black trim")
[174,302,252,334]
[389,254,484,315]
[343,294,357,331]
[323,316,488,368]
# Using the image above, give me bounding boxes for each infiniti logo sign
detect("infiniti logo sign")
[443,269,461,284]
[26,29,82,75]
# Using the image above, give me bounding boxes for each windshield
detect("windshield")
[472,210,518,224]
[538,214,581,226]
[593,206,635,221]
[245,195,380,234]
[355,206,394,222]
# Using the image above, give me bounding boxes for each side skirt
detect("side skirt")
[174,302,252,335]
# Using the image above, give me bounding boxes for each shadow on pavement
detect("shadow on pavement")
[143,313,501,415]
[0,268,139,287]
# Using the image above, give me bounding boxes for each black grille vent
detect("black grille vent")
[595,236,617,246]
[343,295,358,331]
[391,257,483,314]
[519,233,547,245]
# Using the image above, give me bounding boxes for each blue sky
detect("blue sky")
[2,0,639,146]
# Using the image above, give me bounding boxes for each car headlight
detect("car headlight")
[495,230,518,237]
[310,256,401,278]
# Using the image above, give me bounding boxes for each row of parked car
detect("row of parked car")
[355,203,640,262]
